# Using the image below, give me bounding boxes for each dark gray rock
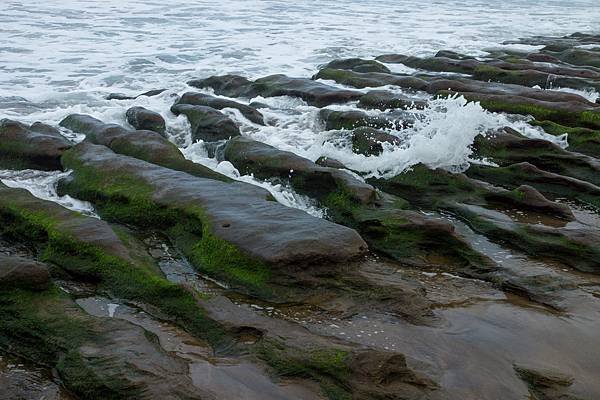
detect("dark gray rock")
[176,92,265,125]
[223,136,376,205]
[0,119,72,170]
[59,114,228,181]
[126,106,166,136]
[63,142,368,266]
[190,74,363,107]
[170,103,241,142]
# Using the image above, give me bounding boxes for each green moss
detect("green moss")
[0,287,142,399]
[369,164,483,208]
[186,225,271,296]
[0,197,231,349]
[258,340,352,400]
[467,164,600,209]
[472,65,547,87]
[476,98,600,129]
[531,120,600,157]
[61,150,271,298]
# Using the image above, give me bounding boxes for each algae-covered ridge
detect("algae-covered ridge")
[59,148,273,297]
[0,184,230,349]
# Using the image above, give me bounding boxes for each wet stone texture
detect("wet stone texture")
[1,31,600,400]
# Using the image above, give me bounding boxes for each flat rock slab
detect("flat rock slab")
[65,143,368,266]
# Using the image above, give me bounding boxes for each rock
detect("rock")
[0,255,50,291]
[428,77,597,106]
[319,108,409,131]
[0,180,228,348]
[514,365,580,400]
[315,156,346,169]
[106,88,167,100]
[467,162,600,209]
[485,185,575,220]
[530,120,600,158]
[375,54,480,74]
[313,68,429,90]
[472,65,600,92]
[321,58,391,73]
[170,103,241,142]
[61,142,368,296]
[0,119,72,170]
[550,48,600,68]
[358,90,427,110]
[433,79,600,129]
[472,129,600,187]
[223,136,376,205]
[176,92,265,125]
[190,74,363,107]
[351,127,401,156]
[348,351,437,398]
[0,289,207,400]
[222,140,488,272]
[60,114,228,181]
[126,106,166,135]
[435,50,476,60]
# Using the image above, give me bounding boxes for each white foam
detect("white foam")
[0,169,98,216]
[550,87,599,104]
[181,141,325,218]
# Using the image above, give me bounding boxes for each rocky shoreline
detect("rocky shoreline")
[1,32,600,399]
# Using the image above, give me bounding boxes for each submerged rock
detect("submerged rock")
[176,92,265,125]
[125,106,166,135]
[170,103,241,142]
[0,119,72,170]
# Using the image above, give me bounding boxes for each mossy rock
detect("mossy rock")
[0,119,72,171]
[60,142,367,298]
[313,68,429,90]
[176,92,265,125]
[531,120,600,157]
[0,287,207,399]
[60,114,230,182]
[321,58,391,74]
[472,130,600,187]
[191,74,363,107]
[466,162,600,210]
[0,181,229,348]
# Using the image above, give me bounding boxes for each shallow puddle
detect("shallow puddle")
[0,353,74,400]
[76,296,324,400]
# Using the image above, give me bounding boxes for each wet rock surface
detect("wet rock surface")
[2,31,600,400]
[0,119,72,170]
[125,106,166,135]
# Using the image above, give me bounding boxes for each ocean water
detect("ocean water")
[1,0,599,213]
